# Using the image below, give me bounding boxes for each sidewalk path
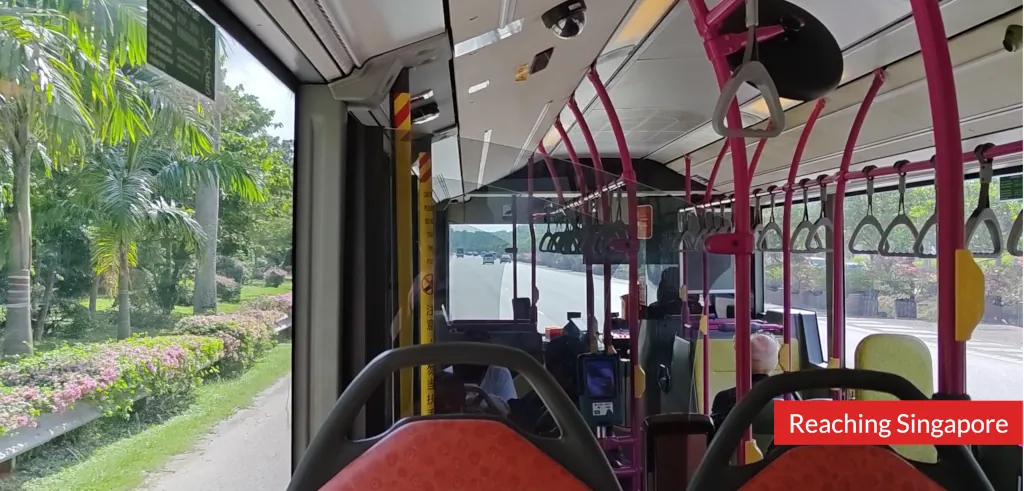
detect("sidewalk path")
[139,375,292,491]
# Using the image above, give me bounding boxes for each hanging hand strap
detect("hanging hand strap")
[759,186,784,252]
[789,179,820,253]
[539,218,555,252]
[879,160,920,257]
[912,157,938,258]
[805,175,833,253]
[964,143,1003,258]
[711,0,785,139]
[849,166,885,255]
[751,190,764,250]
[1008,210,1023,257]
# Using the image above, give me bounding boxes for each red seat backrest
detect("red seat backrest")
[739,445,944,491]
[319,419,593,491]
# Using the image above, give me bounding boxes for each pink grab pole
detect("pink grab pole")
[829,70,886,397]
[782,99,827,399]
[686,0,755,456]
[554,118,597,346]
[528,158,538,325]
[682,157,691,339]
[700,142,728,416]
[586,66,642,491]
[538,143,565,204]
[908,0,966,397]
[567,96,615,350]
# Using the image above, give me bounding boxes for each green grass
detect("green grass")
[6,344,293,491]
[78,280,293,316]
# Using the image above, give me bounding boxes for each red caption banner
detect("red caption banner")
[773,400,1023,446]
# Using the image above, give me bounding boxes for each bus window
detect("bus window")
[843,176,1022,401]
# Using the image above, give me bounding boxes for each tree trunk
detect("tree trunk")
[89,274,100,313]
[117,254,132,340]
[33,270,57,342]
[193,180,220,314]
[3,115,34,356]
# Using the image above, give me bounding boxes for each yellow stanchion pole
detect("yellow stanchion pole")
[392,71,414,418]
[417,152,435,415]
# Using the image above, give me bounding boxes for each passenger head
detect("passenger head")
[749,332,781,375]
[454,328,490,384]
[657,267,680,304]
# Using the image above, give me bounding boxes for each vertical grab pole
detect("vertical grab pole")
[529,159,538,326]
[687,0,754,460]
[782,99,827,396]
[391,70,415,418]
[417,152,435,415]
[587,67,642,491]
[830,71,886,396]
[555,118,598,351]
[567,96,614,350]
[701,142,728,416]
[908,0,966,397]
[681,156,692,339]
[512,195,518,298]
[538,143,566,204]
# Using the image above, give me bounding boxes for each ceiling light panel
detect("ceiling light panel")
[454,18,524,58]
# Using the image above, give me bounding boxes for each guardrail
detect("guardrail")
[0,315,292,470]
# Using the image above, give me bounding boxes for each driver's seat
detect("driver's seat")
[289,343,621,491]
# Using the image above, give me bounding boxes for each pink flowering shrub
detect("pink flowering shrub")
[174,311,278,375]
[242,292,292,317]
[0,335,223,436]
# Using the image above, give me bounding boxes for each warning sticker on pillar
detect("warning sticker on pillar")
[637,205,653,240]
[418,151,435,415]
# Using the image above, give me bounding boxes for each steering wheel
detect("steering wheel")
[687,369,994,491]
[463,384,508,416]
[288,342,621,491]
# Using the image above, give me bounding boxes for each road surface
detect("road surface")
[143,258,1020,488]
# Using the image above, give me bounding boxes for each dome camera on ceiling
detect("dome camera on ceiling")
[542,0,586,40]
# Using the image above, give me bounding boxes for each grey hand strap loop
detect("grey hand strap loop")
[849,166,885,255]
[759,186,783,252]
[964,143,1003,258]
[879,160,920,257]
[790,179,820,253]
[805,174,833,253]
[913,157,938,258]
[751,190,764,250]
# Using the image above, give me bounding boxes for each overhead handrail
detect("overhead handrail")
[804,175,833,253]
[711,0,786,138]
[758,186,784,252]
[964,143,1003,258]
[848,166,885,255]
[913,157,939,258]
[789,179,821,253]
[878,160,920,257]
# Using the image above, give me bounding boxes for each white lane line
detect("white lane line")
[848,325,1022,364]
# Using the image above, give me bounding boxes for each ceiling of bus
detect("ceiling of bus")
[539,0,1023,193]
[217,0,456,134]
[450,0,637,193]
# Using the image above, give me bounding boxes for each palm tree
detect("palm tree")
[74,142,210,339]
[0,1,151,355]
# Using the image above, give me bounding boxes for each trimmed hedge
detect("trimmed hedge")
[0,292,292,437]
[0,335,224,436]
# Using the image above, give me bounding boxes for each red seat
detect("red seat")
[739,446,944,491]
[319,419,593,491]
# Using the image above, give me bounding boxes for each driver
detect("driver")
[448,329,518,404]
[710,332,780,430]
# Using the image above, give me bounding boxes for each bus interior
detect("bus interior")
[187,0,1024,489]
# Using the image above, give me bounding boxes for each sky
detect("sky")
[221,34,295,141]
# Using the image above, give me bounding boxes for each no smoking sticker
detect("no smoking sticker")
[421,274,433,296]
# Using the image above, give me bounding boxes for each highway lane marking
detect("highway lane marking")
[848,325,1022,364]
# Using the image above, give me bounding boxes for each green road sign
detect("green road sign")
[146,0,216,100]
[999,175,1023,201]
